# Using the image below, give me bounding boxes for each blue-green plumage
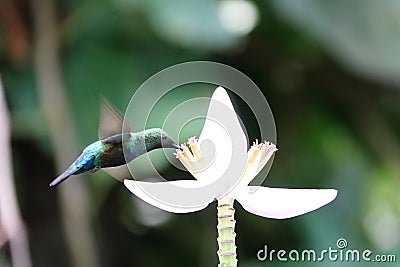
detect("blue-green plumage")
[49,128,179,187]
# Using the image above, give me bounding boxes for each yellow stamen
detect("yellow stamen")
[247,143,261,166]
[181,144,196,162]
[260,142,277,162]
[188,137,202,160]
[176,137,207,180]
[176,150,194,170]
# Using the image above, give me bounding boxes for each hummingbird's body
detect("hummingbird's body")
[49,128,179,187]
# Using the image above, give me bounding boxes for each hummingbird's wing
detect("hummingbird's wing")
[99,98,134,181]
[98,97,134,140]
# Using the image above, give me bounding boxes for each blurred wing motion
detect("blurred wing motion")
[99,97,133,139]
[99,97,133,181]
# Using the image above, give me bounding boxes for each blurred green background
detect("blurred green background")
[1,0,400,266]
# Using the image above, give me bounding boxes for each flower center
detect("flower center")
[176,137,277,184]
[175,137,207,180]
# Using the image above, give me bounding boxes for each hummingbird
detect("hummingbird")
[49,99,180,187]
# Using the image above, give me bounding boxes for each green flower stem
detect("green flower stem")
[217,197,237,267]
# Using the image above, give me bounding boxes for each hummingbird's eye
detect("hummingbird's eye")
[162,134,167,140]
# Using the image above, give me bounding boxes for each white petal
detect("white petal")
[234,186,337,219]
[124,179,213,213]
[197,87,248,187]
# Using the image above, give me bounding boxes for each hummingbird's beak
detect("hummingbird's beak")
[173,143,182,150]
[49,171,71,187]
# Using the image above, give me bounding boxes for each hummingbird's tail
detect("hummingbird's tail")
[49,171,72,187]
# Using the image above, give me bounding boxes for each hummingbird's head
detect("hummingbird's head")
[159,129,181,150]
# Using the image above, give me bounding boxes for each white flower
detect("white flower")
[124,87,337,218]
